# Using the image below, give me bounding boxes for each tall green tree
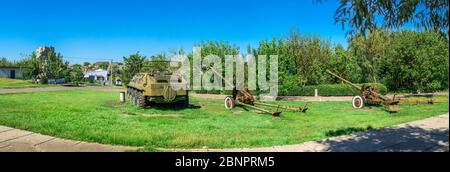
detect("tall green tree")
[142,53,170,73]
[18,47,68,83]
[122,52,146,84]
[82,62,91,73]
[196,41,240,90]
[378,30,449,92]
[256,31,332,87]
[95,61,110,70]
[326,44,361,83]
[38,48,68,83]
[16,53,39,81]
[66,64,84,83]
[333,0,449,36]
[348,29,389,83]
[0,57,13,66]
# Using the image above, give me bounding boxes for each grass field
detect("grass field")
[0,90,447,151]
[0,78,53,89]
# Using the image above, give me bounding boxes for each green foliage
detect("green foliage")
[16,53,39,80]
[192,30,447,94]
[95,61,110,70]
[256,31,333,87]
[41,50,68,82]
[122,52,146,84]
[348,29,389,83]
[326,44,361,83]
[0,57,14,66]
[9,29,443,94]
[66,64,84,83]
[378,30,449,92]
[196,83,387,96]
[279,83,387,96]
[195,41,240,90]
[141,53,170,73]
[333,0,449,36]
[17,47,69,83]
[0,90,447,149]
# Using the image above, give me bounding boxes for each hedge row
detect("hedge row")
[279,83,387,96]
[193,83,388,96]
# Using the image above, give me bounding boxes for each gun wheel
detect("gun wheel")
[352,96,365,109]
[224,96,235,109]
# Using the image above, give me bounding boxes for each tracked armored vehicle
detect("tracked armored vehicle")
[127,72,189,108]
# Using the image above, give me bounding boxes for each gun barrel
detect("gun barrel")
[207,66,253,98]
[207,66,234,88]
[325,70,361,90]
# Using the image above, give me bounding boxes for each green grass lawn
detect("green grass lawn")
[0,90,447,151]
[0,78,54,89]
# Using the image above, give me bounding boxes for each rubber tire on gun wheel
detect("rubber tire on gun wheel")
[224,96,236,109]
[352,96,365,109]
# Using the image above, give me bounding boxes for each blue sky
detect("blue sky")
[0,0,347,64]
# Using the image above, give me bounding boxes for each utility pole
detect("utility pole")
[109,59,113,87]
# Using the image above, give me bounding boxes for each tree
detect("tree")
[122,52,146,84]
[256,31,332,87]
[82,62,91,73]
[18,47,68,83]
[110,62,123,82]
[16,53,39,81]
[196,41,240,91]
[348,29,389,83]
[37,47,68,83]
[0,57,13,66]
[141,53,170,73]
[333,0,449,36]
[326,44,361,83]
[66,64,84,83]
[95,61,110,70]
[378,30,449,92]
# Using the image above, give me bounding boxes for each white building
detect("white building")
[84,69,109,84]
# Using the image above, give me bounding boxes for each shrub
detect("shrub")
[193,83,388,96]
[279,83,387,96]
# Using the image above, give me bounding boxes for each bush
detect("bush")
[378,30,449,92]
[279,83,387,96]
[193,83,388,96]
[194,89,221,94]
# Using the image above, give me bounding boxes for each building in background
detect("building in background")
[84,69,109,85]
[0,66,22,79]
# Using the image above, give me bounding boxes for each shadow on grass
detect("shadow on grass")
[321,125,449,152]
[143,103,201,111]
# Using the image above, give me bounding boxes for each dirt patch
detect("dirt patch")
[143,114,182,117]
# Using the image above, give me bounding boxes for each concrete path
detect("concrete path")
[0,113,447,152]
[168,113,449,152]
[0,86,122,94]
[0,126,140,152]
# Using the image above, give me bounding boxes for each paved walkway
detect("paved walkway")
[167,113,449,152]
[0,125,140,152]
[0,86,122,94]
